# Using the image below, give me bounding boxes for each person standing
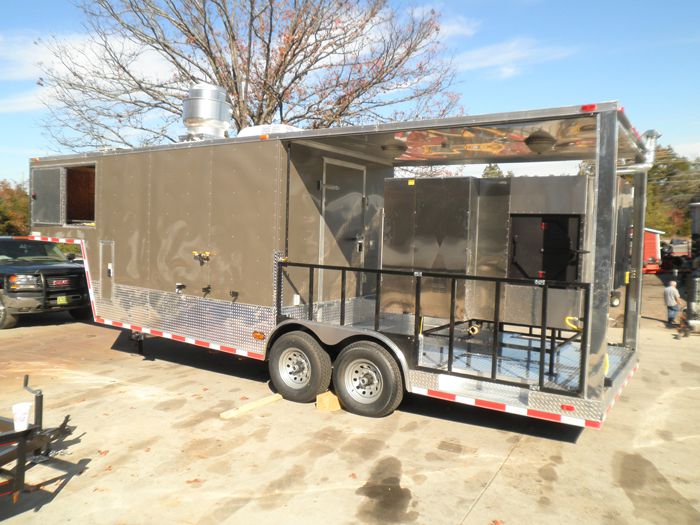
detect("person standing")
[664,280,683,326]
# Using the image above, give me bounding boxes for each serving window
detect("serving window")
[30,164,96,226]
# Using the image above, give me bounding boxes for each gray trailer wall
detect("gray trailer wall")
[284,144,391,305]
[31,140,285,308]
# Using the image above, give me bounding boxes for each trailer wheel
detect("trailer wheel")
[268,331,332,403]
[610,295,621,308]
[333,341,403,418]
[0,299,18,329]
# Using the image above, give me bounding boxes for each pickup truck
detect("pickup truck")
[0,237,91,329]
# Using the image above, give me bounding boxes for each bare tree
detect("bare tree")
[38,0,458,150]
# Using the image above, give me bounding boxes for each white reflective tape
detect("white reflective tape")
[185,337,195,344]
[209,343,221,350]
[455,395,476,406]
[560,415,586,427]
[412,386,428,396]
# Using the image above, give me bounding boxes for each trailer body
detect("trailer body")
[28,102,651,428]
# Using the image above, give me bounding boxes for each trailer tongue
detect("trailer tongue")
[28,101,656,428]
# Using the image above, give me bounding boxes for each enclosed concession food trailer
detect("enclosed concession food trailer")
[27,100,656,428]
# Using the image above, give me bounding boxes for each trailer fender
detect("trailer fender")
[268,320,412,391]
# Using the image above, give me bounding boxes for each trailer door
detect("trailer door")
[319,158,366,301]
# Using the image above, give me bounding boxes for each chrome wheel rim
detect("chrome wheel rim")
[278,348,311,389]
[343,359,383,404]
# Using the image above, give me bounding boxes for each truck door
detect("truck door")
[319,158,366,301]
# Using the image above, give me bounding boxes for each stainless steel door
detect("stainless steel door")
[319,158,366,301]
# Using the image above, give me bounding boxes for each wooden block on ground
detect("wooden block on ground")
[316,391,341,412]
[219,394,282,420]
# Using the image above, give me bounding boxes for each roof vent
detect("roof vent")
[182,83,232,140]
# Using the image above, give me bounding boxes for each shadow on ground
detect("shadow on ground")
[108,329,269,384]
[0,426,89,521]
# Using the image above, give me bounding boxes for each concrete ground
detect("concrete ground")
[0,275,698,524]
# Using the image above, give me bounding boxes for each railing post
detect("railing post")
[276,261,283,320]
[549,329,556,376]
[414,273,422,355]
[448,278,456,373]
[308,267,314,321]
[340,269,346,326]
[491,281,501,379]
[539,284,548,388]
[374,272,381,331]
[579,284,592,397]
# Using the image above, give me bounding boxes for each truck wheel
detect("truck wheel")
[0,299,18,329]
[610,296,621,308]
[332,341,404,418]
[268,331,332,403]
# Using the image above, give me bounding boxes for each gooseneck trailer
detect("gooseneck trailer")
[27,98,656,428]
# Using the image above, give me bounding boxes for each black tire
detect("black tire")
[0,299,18,329]
[332,341,404,418]
[69,306,93,321]
[268,331,332,403]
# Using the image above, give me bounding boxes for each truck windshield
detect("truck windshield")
[0,240,69,263]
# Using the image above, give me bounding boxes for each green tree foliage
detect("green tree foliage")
[646,147,700,236]
[0,180,30,235]
[482,163,513,178]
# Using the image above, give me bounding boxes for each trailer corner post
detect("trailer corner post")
[587,109,619,400]
[623,170,647,348]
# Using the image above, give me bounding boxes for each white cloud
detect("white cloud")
[674,141,700,160]
[439,17,480,39]
[0,89,44,113]
[455,37,575,77]
[0,34,56,81]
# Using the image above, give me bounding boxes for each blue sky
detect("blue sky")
[1,0,699,184]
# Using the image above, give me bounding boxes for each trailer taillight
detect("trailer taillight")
[561,404,575,412]
[580,104,597,112]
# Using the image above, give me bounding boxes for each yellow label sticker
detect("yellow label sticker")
[408,179,415,186]
[56,296,68,305]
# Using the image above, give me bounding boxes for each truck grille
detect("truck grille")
[45,274,84,290]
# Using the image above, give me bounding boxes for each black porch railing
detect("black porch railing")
[276,260,592,397]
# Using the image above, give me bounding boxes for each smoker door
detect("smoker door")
[319,160,366,301]
[509,215,581,281]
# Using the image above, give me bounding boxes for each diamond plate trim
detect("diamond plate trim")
[93,282,275,355]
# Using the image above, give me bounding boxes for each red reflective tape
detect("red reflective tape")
[111,321,123,328]
[427,389,456,401]
[475,399,506,411]
[130,325,142,332]
[248,352,265,361]
[585,420,602,429]
[194,340,210,348]
[527,409,562,422]
[220,346,237,354]
[171,334,186,342]
[150,330,163,337]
